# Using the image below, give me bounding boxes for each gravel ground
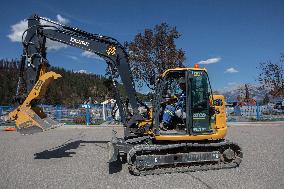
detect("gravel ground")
[0,123,283,189]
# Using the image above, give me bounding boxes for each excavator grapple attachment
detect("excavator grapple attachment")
[9,71,62,134]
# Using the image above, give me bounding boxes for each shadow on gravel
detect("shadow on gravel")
[34,140,109,159]
[35,139,124,174]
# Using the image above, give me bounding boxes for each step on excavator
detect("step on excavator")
[9,14,242,175]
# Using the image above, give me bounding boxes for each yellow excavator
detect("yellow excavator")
[9,14,242,175]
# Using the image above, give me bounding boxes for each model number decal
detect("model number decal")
[34,80,44,91]
[193,113,207,119]
[193,127,207,132]
[70,37,89,47]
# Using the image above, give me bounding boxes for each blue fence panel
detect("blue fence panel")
[0,106,14,126]
[226,104,284,122]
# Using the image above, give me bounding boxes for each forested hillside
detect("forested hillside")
[0,59,18,105]
[0,59,151,106]
[0,59,113,106]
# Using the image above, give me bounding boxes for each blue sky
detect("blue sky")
[0,0,283,92]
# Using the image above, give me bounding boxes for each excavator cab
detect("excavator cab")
[156,68,213,135]
[152,67,228,141]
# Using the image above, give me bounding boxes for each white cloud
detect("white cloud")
[46,40,68,50]
[56,14,69,24]
[225,67,239,73]
[7,20,28,42]
[74,69,89,74]
[197,57,221,65]
[81,51,104,61]
[7,15,70,50]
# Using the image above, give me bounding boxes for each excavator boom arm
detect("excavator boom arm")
[11,14,143,134]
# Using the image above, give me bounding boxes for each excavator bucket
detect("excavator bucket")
[9,71,62,134]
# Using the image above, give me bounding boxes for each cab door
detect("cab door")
[186,70,212,134]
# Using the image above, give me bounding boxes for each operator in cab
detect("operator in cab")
[160,77,186,131]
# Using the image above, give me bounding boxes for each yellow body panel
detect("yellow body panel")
[212,95,227,129]
[155,128,227,141]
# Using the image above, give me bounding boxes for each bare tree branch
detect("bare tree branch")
[257,54,284,97]
[127,23,185,91]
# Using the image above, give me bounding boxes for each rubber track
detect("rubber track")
[127,140,242,176]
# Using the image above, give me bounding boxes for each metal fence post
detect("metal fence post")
[86,105,90,126]
[256,101,260,120]
[56,105,62,121]
[102,103,106,121]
